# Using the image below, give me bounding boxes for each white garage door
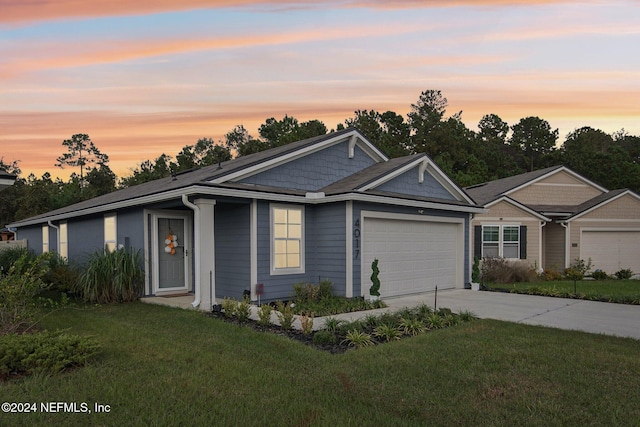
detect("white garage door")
[362,217,462,298]
[581,230,640,274]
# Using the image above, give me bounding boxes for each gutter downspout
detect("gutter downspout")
[182,195,201,309]
[538,221,547,274]
[559,221,569,269]
[47,220,59,254]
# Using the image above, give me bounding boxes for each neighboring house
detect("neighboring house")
[0,171,16,191]
[9,129,484,310]
[466,166,640,274]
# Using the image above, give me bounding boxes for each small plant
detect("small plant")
[571,258,593,276]
[235,297,251,323]
[399,317,425,336]
[324,317,344,332]
[542,268,563,281]
[425,312,444,330]
[615,269,633,280]
[221,297,238,318]
[299,312,314,335]
[341,330,374,349]
[472,256,480,283]
[374,324,402,342]
[275,301,295,330]
[369,259,381,297]
[458,310,477,322]
[592,270,608,280]
[257,303,273,326]
[363,313,381,328]
[313,330,336,346]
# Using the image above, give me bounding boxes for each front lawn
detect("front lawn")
[2,302,640,426]
[488,279,640,304]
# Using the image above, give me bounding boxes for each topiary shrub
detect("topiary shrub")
[369,259,381,297]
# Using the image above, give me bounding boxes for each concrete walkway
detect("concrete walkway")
[358,289,640,341]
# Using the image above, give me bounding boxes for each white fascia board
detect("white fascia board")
[505,166,609,196]
[0,178,16,187]
[209,130,387,185]
[485,196,551,221]
[567,190,639,222]
[357,157,426,192]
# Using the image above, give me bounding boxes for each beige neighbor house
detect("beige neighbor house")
[465,165,640,275]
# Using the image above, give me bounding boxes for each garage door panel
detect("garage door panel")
[581,231,640,273]
[363,217,460,298]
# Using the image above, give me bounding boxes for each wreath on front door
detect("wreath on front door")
[164,228,178,255]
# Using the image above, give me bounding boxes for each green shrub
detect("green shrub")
[341,330,374,348]
[542,268,563,281]
[369,259,381,297]
[292,280,333,304]
[373,324,402,342]
[235,297,251,323]
[221,297,238,318]
[615,269,633,280]
[275,301,295,330]
[399,317,425,336]
[313,330,336,345]
[257,304,273,326]
[0,256,48,335]
[0,330,100,379]
[299,312,314,335]
[0,247,36,276]
[43,253,79,292]
[76,248,143,304]
[323,317,344,332]
[481,257,534,284]
[592,270,609,280]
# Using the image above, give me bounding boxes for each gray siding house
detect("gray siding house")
[9,129,484,310]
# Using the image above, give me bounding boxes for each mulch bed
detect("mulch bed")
[207,311,349,354]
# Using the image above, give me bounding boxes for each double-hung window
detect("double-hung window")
[271,204,304,275]
[482,225,521,259]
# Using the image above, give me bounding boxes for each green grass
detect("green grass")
[2,302,640,426]
[489,279,640,304]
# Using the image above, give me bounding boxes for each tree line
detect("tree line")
[1,89,639,227]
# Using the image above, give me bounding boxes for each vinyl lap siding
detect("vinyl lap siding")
[308,203,346,295]
[215,204,251,300]
[238,143,377,191]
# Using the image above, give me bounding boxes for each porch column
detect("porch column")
[195,199,216,311]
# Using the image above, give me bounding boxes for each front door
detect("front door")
[153,212,191,294]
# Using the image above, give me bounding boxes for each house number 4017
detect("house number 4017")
[353,219,360,259]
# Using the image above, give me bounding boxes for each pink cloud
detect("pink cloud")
[0,0,583,25]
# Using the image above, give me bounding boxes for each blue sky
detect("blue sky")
[1,0,639,179]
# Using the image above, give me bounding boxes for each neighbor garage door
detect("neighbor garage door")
[362,217,462,298]
[581,230,640,274]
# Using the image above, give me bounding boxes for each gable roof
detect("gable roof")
[464,165,609,206]
[9,128,482,228]
[464,166,564,205]
[567,189,639,221]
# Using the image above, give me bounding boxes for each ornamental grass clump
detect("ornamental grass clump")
[76,248,143,304]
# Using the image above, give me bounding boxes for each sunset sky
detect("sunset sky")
[1,0,639,180]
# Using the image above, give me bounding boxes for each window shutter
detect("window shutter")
[474,225,482,258]
[520,225,527,259]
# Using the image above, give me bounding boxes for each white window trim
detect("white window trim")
[104,213,117,252]
[42,225,49,253]
[270,203,305,276]
[482,224,520,259]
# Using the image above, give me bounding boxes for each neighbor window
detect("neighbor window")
[104,213,117,252]
[271,204,304,274]
[482,225,520,259]
[42,225,49,253]
[59,221,68,259]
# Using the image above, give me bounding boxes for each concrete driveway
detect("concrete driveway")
[325,289,640,340]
